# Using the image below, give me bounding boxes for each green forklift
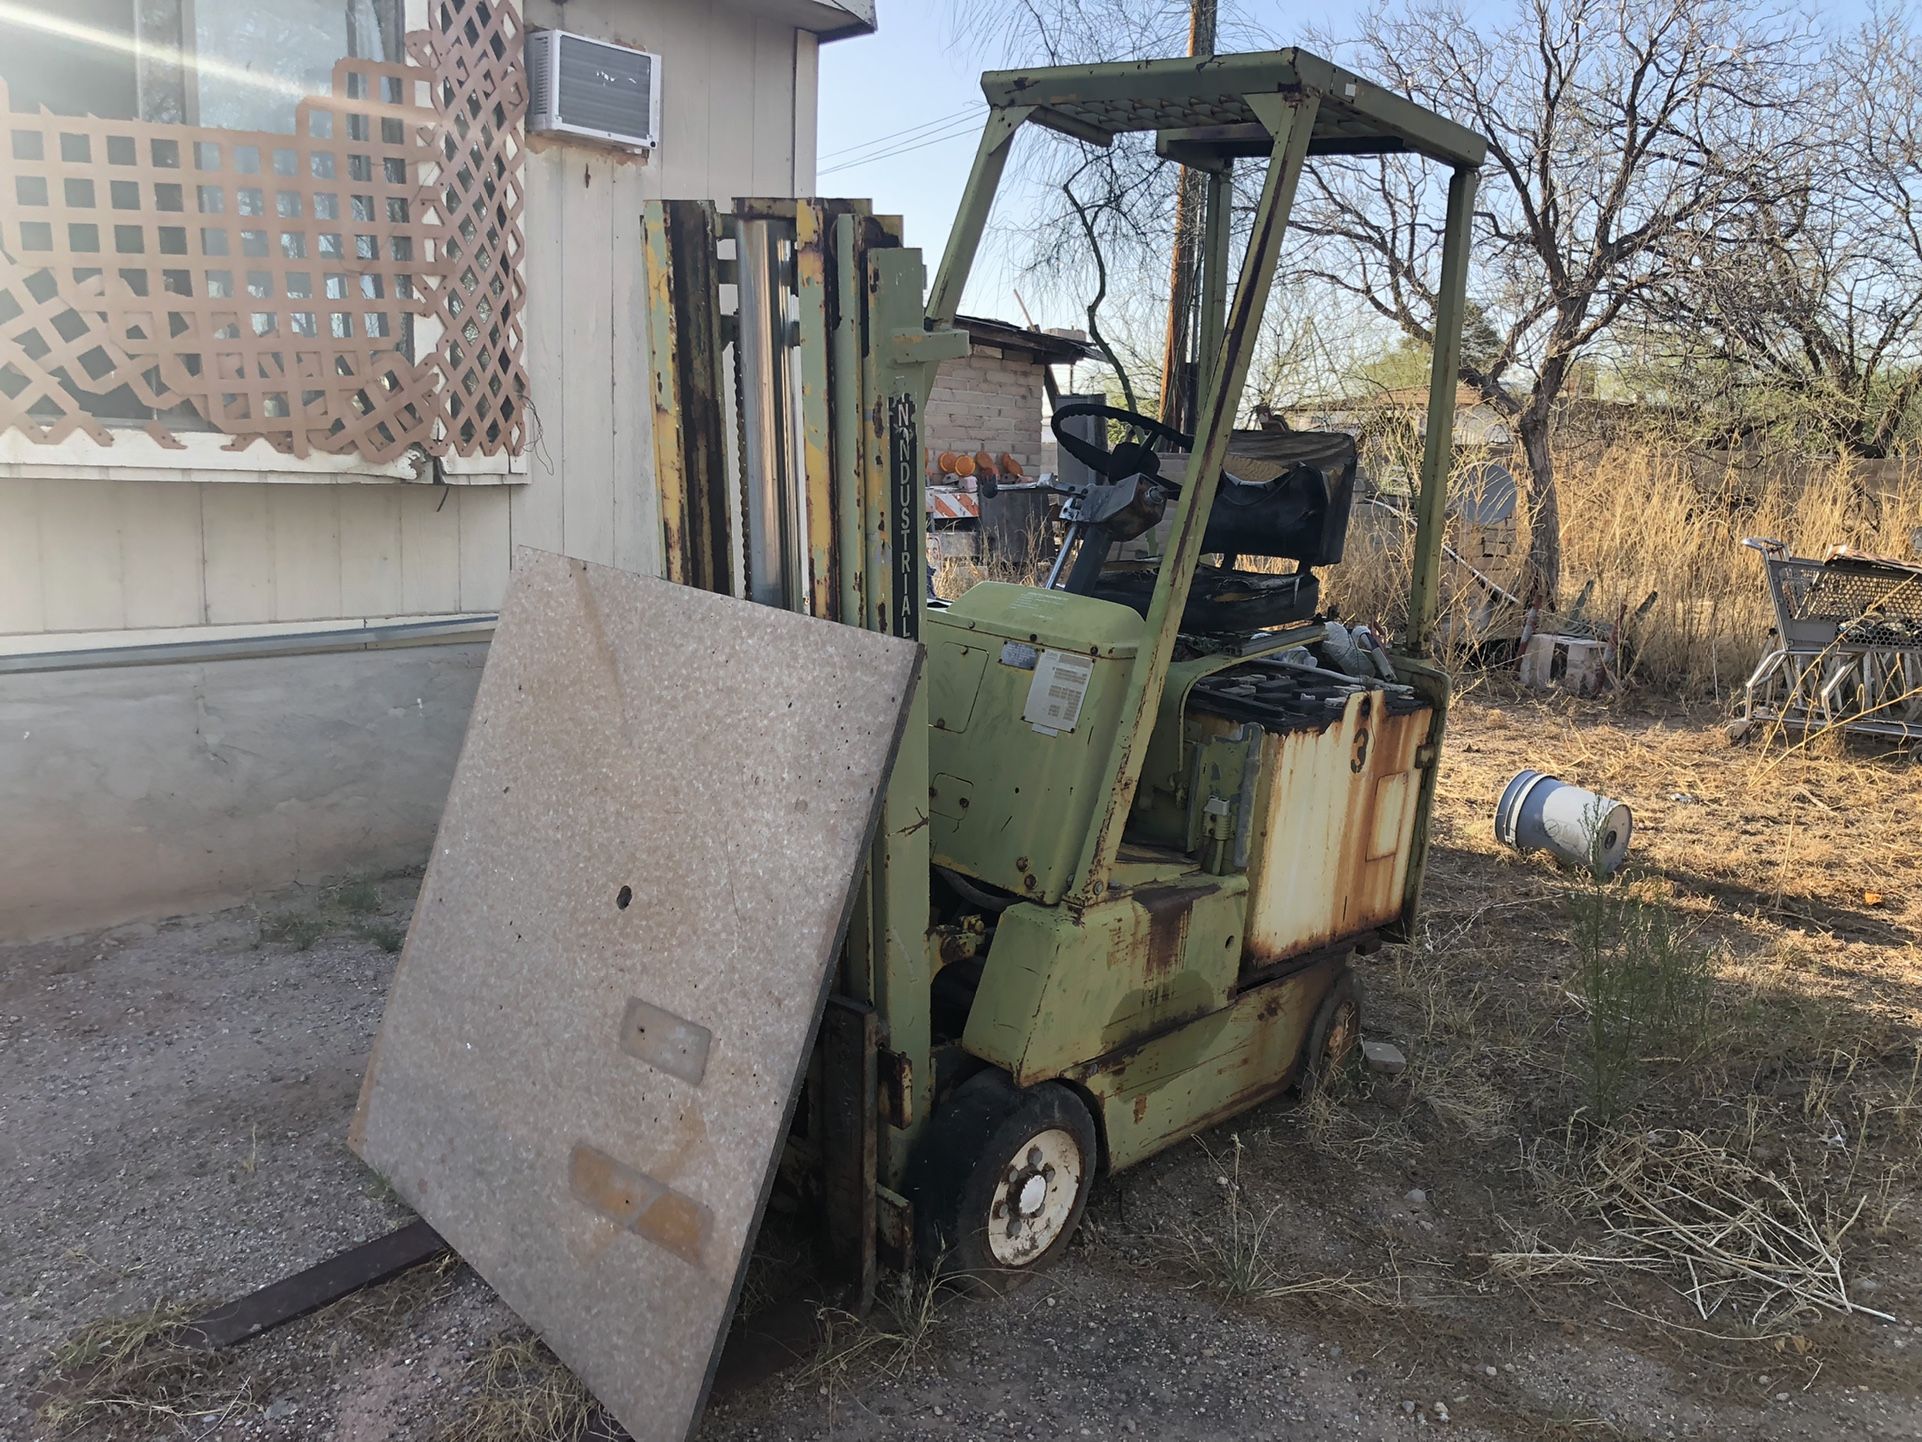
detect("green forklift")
[641,48,1485,1300]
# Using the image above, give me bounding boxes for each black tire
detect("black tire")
[1294,968,1362,1100]
[910,1071,1097,1295]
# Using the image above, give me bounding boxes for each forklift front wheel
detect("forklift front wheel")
[1294,968,1362,1100]
[912,1072,1096,1295]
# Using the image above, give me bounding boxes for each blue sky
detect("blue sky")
[816,1,1888,333]
[814,4,1368,325]
[816,8,1006,317]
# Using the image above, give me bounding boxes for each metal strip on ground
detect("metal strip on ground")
[178,1220,448,1351]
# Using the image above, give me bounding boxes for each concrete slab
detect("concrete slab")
[349,551,920,1442]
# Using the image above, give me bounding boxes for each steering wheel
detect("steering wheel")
[1051,401,1194,491]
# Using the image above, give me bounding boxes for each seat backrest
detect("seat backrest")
[1199,430,1357,564]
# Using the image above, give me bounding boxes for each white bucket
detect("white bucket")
[1495,769,1633,877]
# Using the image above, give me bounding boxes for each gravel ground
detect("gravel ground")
[5,705,1921,1442]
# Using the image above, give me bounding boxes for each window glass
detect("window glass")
[193,0,400,131]
[0,0,138,118]
[0,0,409,432]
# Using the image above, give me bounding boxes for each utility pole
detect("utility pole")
[1156,0,1217,434]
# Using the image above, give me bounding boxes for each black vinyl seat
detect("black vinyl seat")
[1090,563,1321,631]
[1090,429,1356,633]
[1197,429,1357,565]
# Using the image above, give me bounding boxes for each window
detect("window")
[0,0,400,127]
[193,0,402,132]
[1,0,525,463]
[0,0,415,437]
[3,0,138,120]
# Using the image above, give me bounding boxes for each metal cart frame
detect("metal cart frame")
[1735,537,1922,743]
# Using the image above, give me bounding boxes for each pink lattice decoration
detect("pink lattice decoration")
[0,0,525,462]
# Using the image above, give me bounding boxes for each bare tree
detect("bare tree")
[1643,15,1922,458]
[1288,0,1815,602]
[950,0,1241,406]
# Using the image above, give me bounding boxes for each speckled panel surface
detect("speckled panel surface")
[349,549,920,1442]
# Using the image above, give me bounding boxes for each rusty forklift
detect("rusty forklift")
[639,49,1485,1300]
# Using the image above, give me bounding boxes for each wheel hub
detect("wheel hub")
[986,1126,1083,1267]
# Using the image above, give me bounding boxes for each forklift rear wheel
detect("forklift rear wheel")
[1294,969,1362,1100]
[913,1071,1096,1294]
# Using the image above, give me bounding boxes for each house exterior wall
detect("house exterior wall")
[0,645,488,940]
[924,345,1048,478]
[0,0,826,939]
[0,0,815,647]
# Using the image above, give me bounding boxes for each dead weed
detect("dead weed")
[433,1331,609,1442]
[37,1303,251,1436]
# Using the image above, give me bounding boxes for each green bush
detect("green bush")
[1570,884,1713,1115]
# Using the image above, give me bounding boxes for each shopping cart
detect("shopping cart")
[1733,538,1922,744]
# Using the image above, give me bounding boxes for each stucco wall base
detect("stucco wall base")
[0,644,486,941]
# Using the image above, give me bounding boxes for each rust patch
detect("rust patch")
[567,1142,712,1269]
[1134,884,1195,978]
[1242,695,1433,968]
[643,202,732,593]
[1132,1094,1149,1123]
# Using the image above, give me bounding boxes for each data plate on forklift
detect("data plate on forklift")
[350,550,920,1442]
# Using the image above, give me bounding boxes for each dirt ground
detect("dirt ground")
[4,696,1920,1442]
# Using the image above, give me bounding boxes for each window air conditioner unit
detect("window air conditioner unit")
[526,29,662,151]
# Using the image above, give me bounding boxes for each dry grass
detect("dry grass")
[1385,693,1922,1352]
[803,1268,950,1395]
[1328,444,1922,697]
[254,875,408,953]
[315,1251,462,1347]
[932,547,1035,599]
[37,1303,251,1436]
[939,442,1922,707]
[1165,1136,1405,1307]
[1492,1126,1895,1326]
[432,1332,608,1442]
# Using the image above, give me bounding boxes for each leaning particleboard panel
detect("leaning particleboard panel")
[349,549,921,1442]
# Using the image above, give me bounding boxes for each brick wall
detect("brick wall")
[925,344,1047,476]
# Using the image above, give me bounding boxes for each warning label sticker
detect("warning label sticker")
[1022,650,1095,735]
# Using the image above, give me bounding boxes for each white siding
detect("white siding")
[0,476,512,634]
[0,0,814,646]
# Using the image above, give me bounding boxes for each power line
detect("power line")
[817,103,986,163]
[818,118,986,177]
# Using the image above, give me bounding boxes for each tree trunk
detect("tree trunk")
[1517,410,1561,608]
